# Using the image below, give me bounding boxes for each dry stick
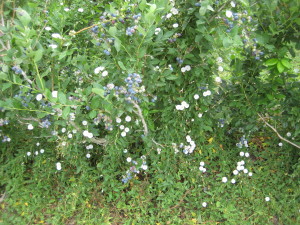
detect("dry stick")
[257,113,300,149]
[21,71,33,85]
[0,192,6,203]
[72,24,98,36]
[130,100,149,136]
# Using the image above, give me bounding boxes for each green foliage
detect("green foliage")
[0,0,300,224]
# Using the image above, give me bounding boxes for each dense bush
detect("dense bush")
[0,0,299,224]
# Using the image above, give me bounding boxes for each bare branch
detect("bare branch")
[258,113,300,149]
[21,71,33,85]
[130,100,148,136]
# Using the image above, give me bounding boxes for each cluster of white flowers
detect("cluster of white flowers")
[83,130,93,138]
[239,151,250,157]
[49,44,58,49]
[199,161,207,173]
[86,144,93,150]
[78,8,84,12]
[176,101,189,110]
[69,112,76,121]
[181,65,191,73]
[94,66,108,77]
[52,33,62,39]
[215,77,222,83]
[120,126,130,137]
[157,148,162,154]
[183,135,196,154]
[203,90,212,97]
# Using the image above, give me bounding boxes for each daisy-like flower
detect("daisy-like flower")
[218,66,224,72]
[102,71,108,77]
[121,131,126,137]
[239,151,245,156]
[202,202,207,207]
[124,127,130,133]
[125,116,131,122]
[231,179,236,184]
[200,161,205,166]
[265,197,270,202]
[155,28,161,35]
[51,33,62,39]
[226,10,233,18]
[40,149,45,153]
[286,132,291,137]
[170,8,179,15]
[28,124,34,130]
[45,26,52,31]
[78,8,84,12]
[36,94,43,101]
[86,153,91,158]
[216,57,223,63]
[141,164,148,170]
[203,90,211,97]
[173,23,179,28]
[194,94,200,100]
[116,118,122,123]
[27,152,31,156]
[245,152,250,157]
[82,121,88,126]
[64,8,70,12]
[49,44,58,49]
[278,142,283,147]
[127,157,132,162]
[68,133,73,138]
[61,128,66,133]
[222,177,228,183]
[198,113,203,118]
[233,170,239,175]
[120,125,125,130]
[215,77,222,83]
[248,172,253,177]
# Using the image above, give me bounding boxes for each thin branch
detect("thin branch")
[258,113,300,149]
[21,71,33,85]
[0,192,6,203]
[130,100,148,136]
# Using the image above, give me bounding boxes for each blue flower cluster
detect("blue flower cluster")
[93,113,113,131]
[12,66,23,74]
[132,13,141,20]
[124,73,143,102]
[121,171,133,184]
[176,57,184,64]
[103,49,110,55]
[1,135,11,143]
[91,25,99,33]
[236,136,249,148]
[126,26,136,36]
[41,118,52,128]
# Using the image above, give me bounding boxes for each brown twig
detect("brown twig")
[130,100,149,136]
[258,113,300,149]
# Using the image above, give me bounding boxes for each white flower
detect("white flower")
[176,105,184,110]
[248,172,253,177]
[245,152,250,157]
[102,71,108,77]
[186,135,192,143]
[87,132,93,138]
[36,142,40,146]
[265,197,270,202]
[61,128,66,133]
[35,151,39,155]
[78,8,84,12]
[121,131,126,137]
[124,127,130,133]
[286,132,292,137]
[120,125,125,130]
[82,121,88,126]
[64,8,70,12]
[194,94,200,100]
[157,148,162,154]
[141,164,148,170]
[51,91,58,98]
[173,23,179,28]
[222,177,228,183]
[83,130,89,137]
[185,65,191,71]
[233,170,239,175]
[171,8,178,15]
[155,28,161,35]
[126,157,132,162]
[27,152,31,156]
[62,141,66,146]
[203,90,211,97]
[231,179,236,184]
[218,66,224,72]
[56,162,62,171]
[215,77,222,83]
[202,202,207,207]
[243,169,249,174]
[86,153,91,158]
[278,142,283,147]
[94,66,105,74]
[40,149,44,153]
[217,57,223,63]
[231,1,236,7]
[68,133,73,138]
[198,113,203,118]
[45,26,52,31]
[116,118,122,123]
[200,161,205,166]
[125,116,131,122]
[239,151,245,157]
[36,94,43,101]
[72,129,77,134]
[166,13,172,19]
[181,101,189,108]
[181,67,186,73]
[49,44,58,49]
[226,10,233,18]
[28,124,34,130]
[51,33,62,39]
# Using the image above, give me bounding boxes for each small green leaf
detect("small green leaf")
[58,92,67,104]
[16,8,31,26]
[108,26,117,37]
[165,75,178,80]
[62,106,71,119]
[114,38,121,52]
[0,72,8,80]
[277,62,285,73]
[265,58,278,66]
[281,59,291,68]
[207,5,214,11]
[34,49,43,62]
[89,110,97,119]
[118,61,126,70]
[2,83,12,91]
[92,88,104,98]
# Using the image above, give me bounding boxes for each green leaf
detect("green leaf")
[34,49,43,62]
[138,47,147,58]
[207,5,214,11]
[265,58,278,66]
[62,106,70,119]
[108,26,117,37]
[58,92,67,104]
[16,8,31,26]
[165,75,178,80]
[2,83,12,91]
[281,59,291,68]
[277,62,285,73]
[0,72,8,80]
[114,38,121,52]
[118,61,126,70]
[92,88,104,98]
[89,110,97,119]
